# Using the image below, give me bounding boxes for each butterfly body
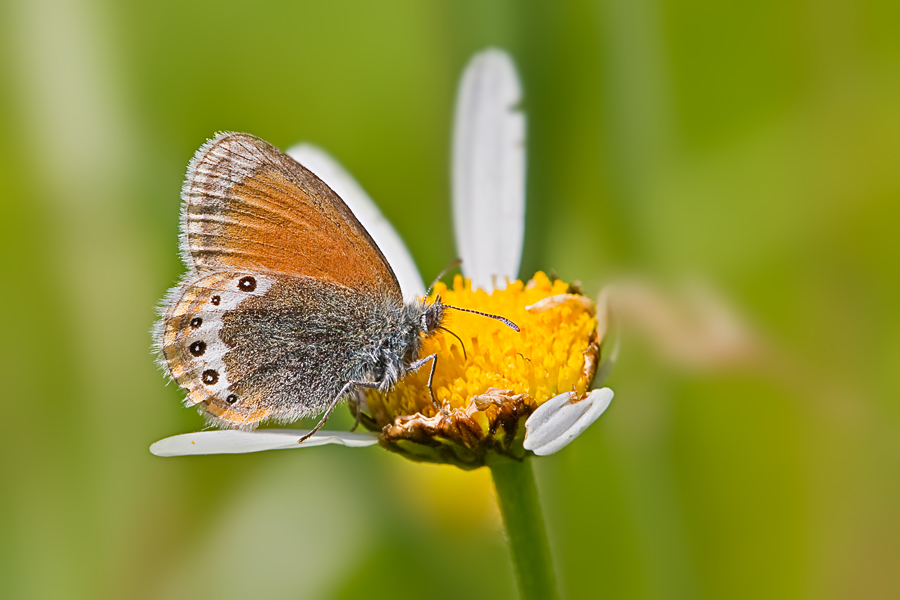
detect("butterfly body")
[154,132,443,430]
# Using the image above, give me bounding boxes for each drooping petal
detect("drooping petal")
[149,429,380,457]
[592,285,621,387]
[287,143,426,301]
[592,333,620,387]
[523,388,614,456]
[452,49,526,291]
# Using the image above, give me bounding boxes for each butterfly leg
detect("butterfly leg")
[299,380,380,443]
[349,392,363,431]
[348,389,371,432]
[408,353,448,416]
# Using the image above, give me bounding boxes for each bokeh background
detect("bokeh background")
[2,0,899,598]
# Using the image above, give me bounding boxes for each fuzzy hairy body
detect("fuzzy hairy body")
[219,276,428,422]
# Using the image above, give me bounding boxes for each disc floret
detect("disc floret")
[361,272,601,468]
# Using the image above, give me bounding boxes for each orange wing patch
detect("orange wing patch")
[202,402,272,430]
[181,132,401,301]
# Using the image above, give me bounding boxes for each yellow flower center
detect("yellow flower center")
[362,272,600,467]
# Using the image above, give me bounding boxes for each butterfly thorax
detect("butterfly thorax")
[367,297,445,393]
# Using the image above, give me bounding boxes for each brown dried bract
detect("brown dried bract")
[378,390,538,469]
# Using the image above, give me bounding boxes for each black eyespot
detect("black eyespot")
[226,394,238,404]
[238,276,257,292]
[202,369,218,385]
[190,317,202,328]
[211,295,221,306]
[189,341,206,357]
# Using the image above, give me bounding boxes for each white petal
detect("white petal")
[149,429,380,457]
[452,49,526,291]
[523,388,614,456]
[287,143,426,301]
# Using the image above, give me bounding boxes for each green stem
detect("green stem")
[490,459,560,600]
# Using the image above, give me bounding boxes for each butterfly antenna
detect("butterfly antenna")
[444,304,520,332]
[426,258,463,296]
[436,325,468,360]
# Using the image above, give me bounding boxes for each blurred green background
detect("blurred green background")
[1,0,898,598]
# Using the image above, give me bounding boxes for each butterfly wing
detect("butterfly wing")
[155,270,385,429]
[181,132,401,301]
[156,271,278,428]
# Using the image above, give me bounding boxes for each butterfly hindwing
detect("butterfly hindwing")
[155,271,277,428]
[156,270,390,429]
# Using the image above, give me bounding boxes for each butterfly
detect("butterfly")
[153,132,455,440]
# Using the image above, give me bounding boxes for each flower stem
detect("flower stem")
[490,459,560,600]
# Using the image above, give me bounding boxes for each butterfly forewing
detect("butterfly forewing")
[182,132,401,300]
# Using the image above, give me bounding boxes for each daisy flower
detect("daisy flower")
[150,49,615,461]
